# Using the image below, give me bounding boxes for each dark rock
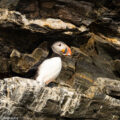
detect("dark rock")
[0,0,19,10]
[113,60,120,76]
[0,0,120,120]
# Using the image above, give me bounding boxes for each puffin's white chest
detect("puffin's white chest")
[36,57,62,86]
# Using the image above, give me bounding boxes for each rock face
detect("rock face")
[0,77,120,120]
[0,0,120,120]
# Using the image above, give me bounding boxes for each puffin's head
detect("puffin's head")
[51,41,72,56]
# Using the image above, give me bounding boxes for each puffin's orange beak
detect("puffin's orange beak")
[61,46,72,56]
[61,49,65,53]
[66,46,72,55]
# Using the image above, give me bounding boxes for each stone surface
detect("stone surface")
[10,47,48,74]
[0,77,120,120]
[0,0,120,120]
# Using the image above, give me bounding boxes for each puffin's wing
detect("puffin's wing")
[24,61,42,78]
[36,57,62,85]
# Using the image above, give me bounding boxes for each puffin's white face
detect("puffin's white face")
[51,41,72,56]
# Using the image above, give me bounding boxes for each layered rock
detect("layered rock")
[0,77,120,120]
[0,0,120,120]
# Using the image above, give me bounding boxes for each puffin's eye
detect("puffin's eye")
[58,44,61,46]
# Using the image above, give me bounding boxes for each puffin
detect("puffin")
[35,41,72,87]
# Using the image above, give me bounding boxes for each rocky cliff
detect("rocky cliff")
[0,0,120,120]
